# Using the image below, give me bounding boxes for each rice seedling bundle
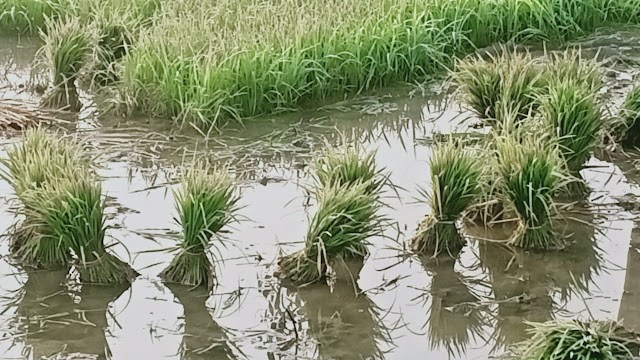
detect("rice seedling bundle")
[279,182,382,285]
[315,145,387,196]
[510,320,637,360]
[540,78,602,174]
[0,128,86,267]
[36,17,98,111]
[160,163,240,289]
[541,50,602,93]
[615,85,640,146]
[495,134,563,250]
[412,140,482,256]
[452,50,543,127]
[20,172,137,284]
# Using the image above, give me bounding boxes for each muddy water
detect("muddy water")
[1,30,640,360]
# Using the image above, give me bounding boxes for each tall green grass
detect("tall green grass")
[160,163,240,289]
[116,0,640,127]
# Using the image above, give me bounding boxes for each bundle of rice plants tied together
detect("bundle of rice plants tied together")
[0,127,86,268]
[279,182,382,285]
[509,320,637,360]
[412,140,482,256]
[452,49,543,128]
[21,172,137,284]
[615,85,640,147]
[160,163,240,290]
[541,78,602,194]
[540,50,602,94]
[495,134,563,250]
[36,17,97,111]
[315,145,388,196]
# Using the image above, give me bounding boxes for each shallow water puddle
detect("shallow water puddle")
[2,30,640,360]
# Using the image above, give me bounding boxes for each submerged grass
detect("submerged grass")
[494,133,564,250]
[115,0,640,127]
[509,320,637,360]
[279,182,382,285]
[160,163,240,289]
[412,140,482,256]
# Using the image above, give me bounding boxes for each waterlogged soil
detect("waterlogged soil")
[2,28,640,360]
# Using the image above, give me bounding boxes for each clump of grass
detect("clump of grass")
[412,140,482,256]
[540,50,602,93]
[495,134,563,250]
[0,100,44,130]
[509,320,636,360]
[160,163,240,289]
[452,49,543,127]
[21,172,137,284]
[278,182,382,285]
[0,128,86,268]
[36,17,97,111]
[615,85,640,147]
[315,145,388,196]
[540,78,602,195]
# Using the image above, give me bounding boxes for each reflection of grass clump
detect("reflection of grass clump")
[541,78,602,176]
[412,140,482,256]
[315,145,387,196]
[510,320,635,360]
[495,134,563,250]
[279,182,382,285]
[36,17,97,111]
[22,172,138,284]
[161,163,240,289]
[452,50,542,126]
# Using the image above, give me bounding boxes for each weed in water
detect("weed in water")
[615,85,640,147]
[412,140,482,256]
[21,172,137,284]
[279,181,382,285]
[452,49,543,127]
[315,144,388,196]
[160,163,240,289]
[540,78,602,195]
[495,133,563,250]
[509,320,636,360]
[36,17,97,111]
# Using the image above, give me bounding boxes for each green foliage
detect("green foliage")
[616,84,640,146]
[541,50,602,93]
[495,134,563,250]
[511,320,634,360]
[412,140,482,255]
[279,181,382,284]
[452,50,543,126]
[541,78,602,173]
[161,163,240,289]
[315,145,387,196]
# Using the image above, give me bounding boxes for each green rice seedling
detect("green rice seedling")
[615,85,640,147]
[495,133,563,250]
[315,145,388,196]
[279,181,382,285]
[451,49,543,127]
[540,78,602,194]
[540,50,602,93]
[0,128,86,268]
[510,320,636,360]
[160,163,240,289]
[21,171,137,284]
[412,140,482,256]
[36,17,97,111]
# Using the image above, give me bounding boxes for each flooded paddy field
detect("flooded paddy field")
[2,28,640,360]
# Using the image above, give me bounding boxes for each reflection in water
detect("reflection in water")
[619,225,640,332]
[420,256,486,358]
[165,283,235,360]
[15,270,130,359]
[293,260,389,360]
